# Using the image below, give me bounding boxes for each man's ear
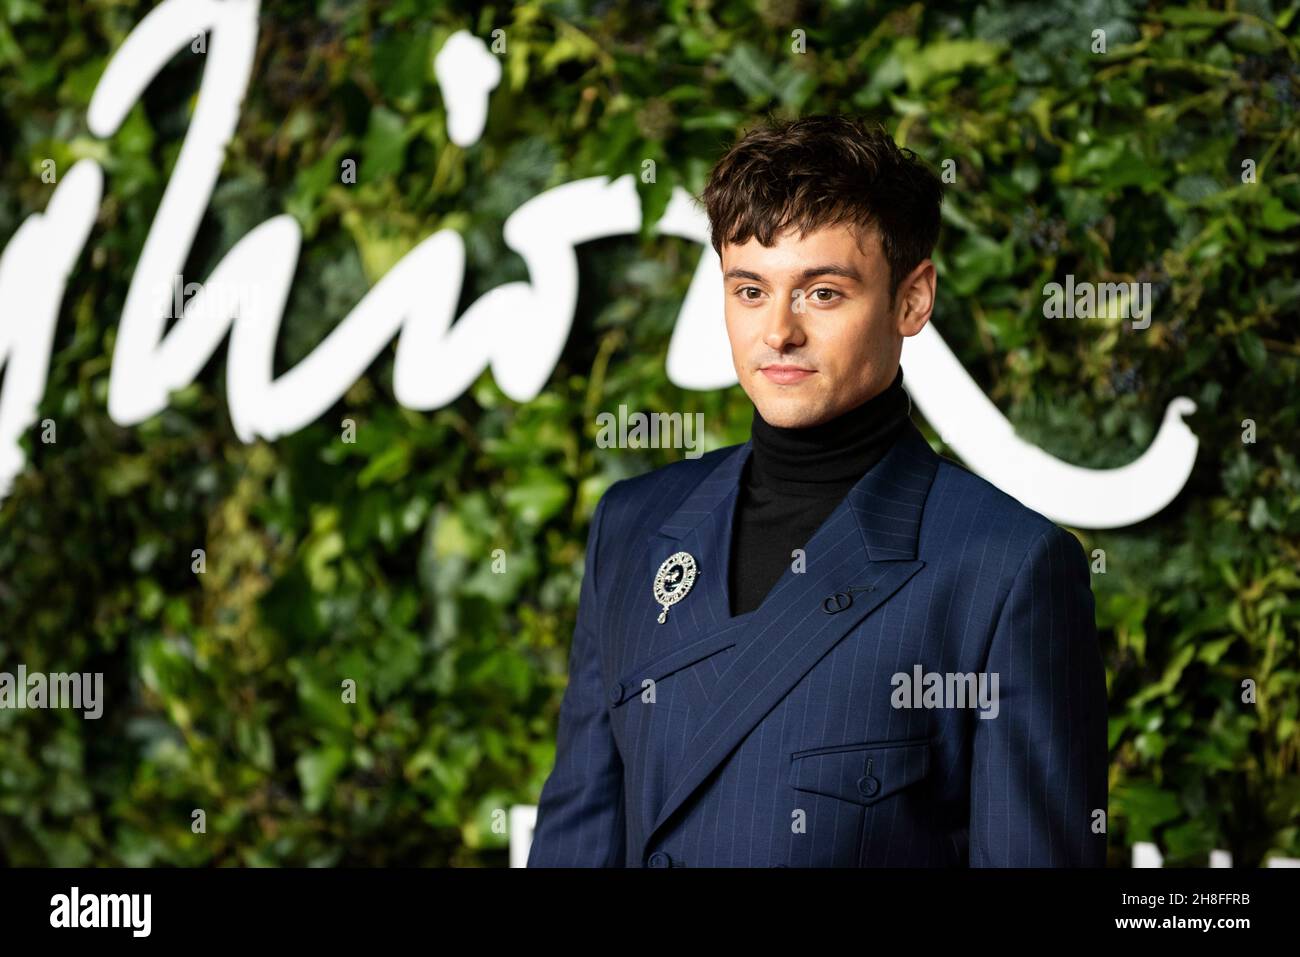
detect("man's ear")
[895,259,936,337]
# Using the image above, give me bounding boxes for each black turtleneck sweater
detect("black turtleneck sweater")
[728,366,912,616]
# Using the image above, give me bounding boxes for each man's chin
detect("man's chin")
[750,393,830,429]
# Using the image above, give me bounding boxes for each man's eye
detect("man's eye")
[811,288,840,302]
[737,287,762,300]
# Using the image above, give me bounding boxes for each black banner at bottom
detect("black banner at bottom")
[0,865,1291,941]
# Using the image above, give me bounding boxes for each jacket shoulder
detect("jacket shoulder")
[926,452,1083,559]
[597,444,742,535]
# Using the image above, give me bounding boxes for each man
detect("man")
[527,114,1108,868]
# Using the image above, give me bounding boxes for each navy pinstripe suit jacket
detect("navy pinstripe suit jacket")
[527,417,1108,867]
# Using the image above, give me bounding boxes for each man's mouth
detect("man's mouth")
[759,364,816,385]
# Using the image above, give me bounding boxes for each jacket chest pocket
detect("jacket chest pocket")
[789,737,931,807]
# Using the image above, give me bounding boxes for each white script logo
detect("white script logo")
[0,1,1199,528]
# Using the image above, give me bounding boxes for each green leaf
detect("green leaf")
[504,471,570,526]
[296,746,348,813]
[1259,195,1300,232]
[724,43,778,101]
[362,106,408,182]
[902,39,1004,91]
[1236,331,1267,370]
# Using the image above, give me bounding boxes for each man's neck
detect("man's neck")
[747,366,911,495]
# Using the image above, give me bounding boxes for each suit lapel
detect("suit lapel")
[638,417,940,863]
[630,439,751,718]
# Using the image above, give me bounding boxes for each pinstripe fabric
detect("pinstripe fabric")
[527,417,1108,867]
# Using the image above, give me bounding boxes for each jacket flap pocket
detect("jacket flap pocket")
[789,737,931,807]
[610,632,736,708]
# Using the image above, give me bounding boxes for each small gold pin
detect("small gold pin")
[653,551,697,624]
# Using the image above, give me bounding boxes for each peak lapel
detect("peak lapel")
[618,443,752,726]
[652,439,751,630]
[639,418,940,862]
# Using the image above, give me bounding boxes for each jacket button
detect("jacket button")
[609,681,623,704]
[646,851,672,868]
[857,774,880,797]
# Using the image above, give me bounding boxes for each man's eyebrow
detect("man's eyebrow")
[723,263,864,284]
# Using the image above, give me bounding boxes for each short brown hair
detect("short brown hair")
[700,114,944,300]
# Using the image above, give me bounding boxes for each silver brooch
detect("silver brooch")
[652,551,697,624]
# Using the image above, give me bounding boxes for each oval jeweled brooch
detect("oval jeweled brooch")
[652,551,697,624]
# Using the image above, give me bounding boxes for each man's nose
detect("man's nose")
[762,290,807,352]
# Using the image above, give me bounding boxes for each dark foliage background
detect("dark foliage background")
[0,0,1297,866]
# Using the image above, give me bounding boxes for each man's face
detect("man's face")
[721,222,933,428]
